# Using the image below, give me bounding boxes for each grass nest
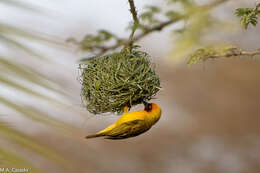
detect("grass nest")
[80,47,161,114]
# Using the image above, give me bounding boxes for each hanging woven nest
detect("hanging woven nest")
[80,47,161,114]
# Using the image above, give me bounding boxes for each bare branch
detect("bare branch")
[128,0,139,25]
[241,50,260,57]
[96,0,229,56]
[211,49,260,59]
[128,0,139,44]
[188,47,260,65]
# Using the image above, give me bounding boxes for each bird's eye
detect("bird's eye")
[148,104,152,110]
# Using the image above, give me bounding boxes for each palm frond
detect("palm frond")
[0,57,67,96]
[0,148,43,173]
[0,123,71,170]
[0,0,79,171]
[0,23,67,46]
[1,0,45,13]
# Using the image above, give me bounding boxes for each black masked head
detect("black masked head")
[144,102,152,112]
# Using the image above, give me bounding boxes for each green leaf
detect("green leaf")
[165,11,181,19]
[187,45,241,65]
[144,6,161,13]
[235,3,260,29]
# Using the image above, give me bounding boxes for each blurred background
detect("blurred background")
[0,0,260,173]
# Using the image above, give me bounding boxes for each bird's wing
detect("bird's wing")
[105,120,150,139]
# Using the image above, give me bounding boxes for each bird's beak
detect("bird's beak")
[143,101,149,111]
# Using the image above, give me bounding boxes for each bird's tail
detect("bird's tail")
[85,132,104,139]
[86,124,115,139]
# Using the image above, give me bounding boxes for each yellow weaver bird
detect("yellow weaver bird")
[86,102,161,139]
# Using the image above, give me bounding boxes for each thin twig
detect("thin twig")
[208,49,260,59]
[128,0,139,44]
[97,0,229,56]
[240,50,260,57]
